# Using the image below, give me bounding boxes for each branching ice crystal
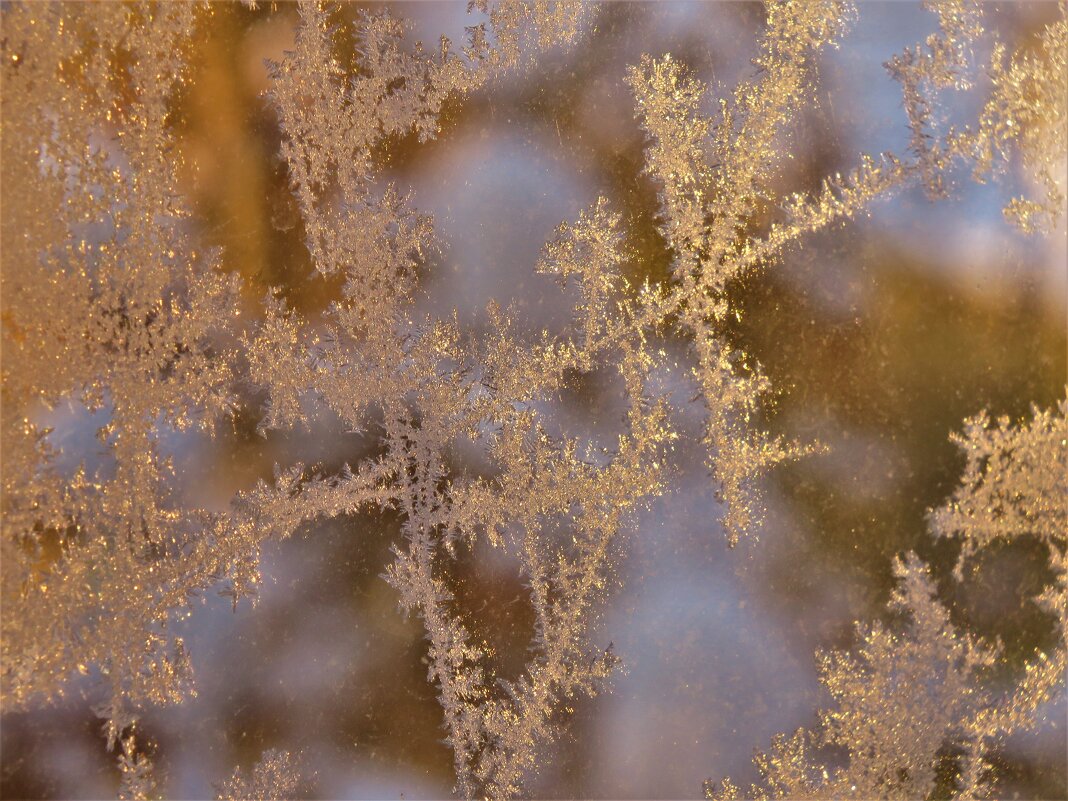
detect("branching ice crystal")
[707,399,1067,800]
[214,749,302,801]
[2,0,1065,798]
[2,0,238,746]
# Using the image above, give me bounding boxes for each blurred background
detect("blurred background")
[2,2,1065,799]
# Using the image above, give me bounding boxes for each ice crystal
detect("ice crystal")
[1,1,1065,798]
[116,734,158,801]
[707,399,1067,800]
[214,749,302,801]
[958,6,1068,232]
[624,1,859,545]
[1,0,237,738]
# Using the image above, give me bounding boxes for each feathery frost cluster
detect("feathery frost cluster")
[1,1,1065,798]
[708,402,1067,800]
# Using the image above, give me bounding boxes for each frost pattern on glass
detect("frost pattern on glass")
[707,400,1067,800]
[1,1,1065,798]
[214,749,302,801]
[1,0,238,741]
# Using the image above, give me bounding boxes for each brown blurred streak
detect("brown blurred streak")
[174,3,329,315]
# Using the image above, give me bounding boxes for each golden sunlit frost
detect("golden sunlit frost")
[1,0,1065,798]
[707,399,1067,801]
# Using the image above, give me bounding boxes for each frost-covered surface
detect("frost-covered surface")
[708,402,1067,800]
[1,2,1065,799]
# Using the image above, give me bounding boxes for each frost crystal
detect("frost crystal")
[707,399,1067,800]
[2,1,1065,798]
[214,749,302,801]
